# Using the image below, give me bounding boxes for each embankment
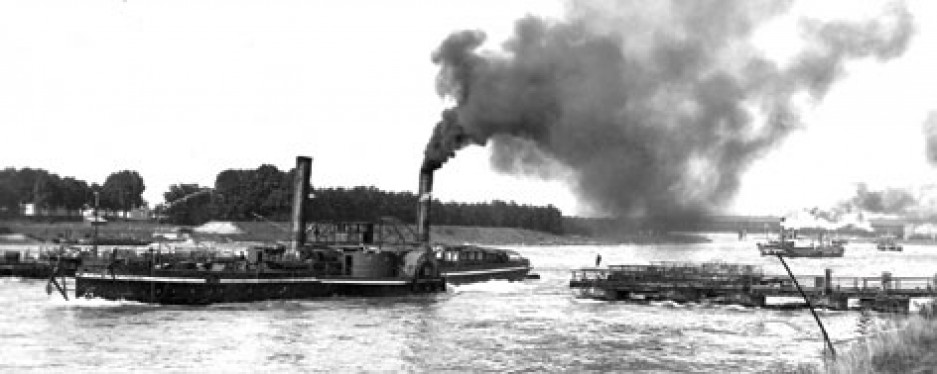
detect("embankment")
[0,220,708,246]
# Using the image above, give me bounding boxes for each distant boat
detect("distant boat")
[875,235,903,252]
[757,227,845,258]
[434,244,532,284]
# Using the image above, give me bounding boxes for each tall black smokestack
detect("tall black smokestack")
[291,156,312,252]
[416,167,434,244]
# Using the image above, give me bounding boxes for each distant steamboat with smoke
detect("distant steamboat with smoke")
[756,227,845,258]
[755,212,858,258]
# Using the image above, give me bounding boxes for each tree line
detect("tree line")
[0,168,145,217]
[0,165,565,234]
[162,164,565,234]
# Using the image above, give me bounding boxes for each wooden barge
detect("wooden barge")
[570,262,937,313]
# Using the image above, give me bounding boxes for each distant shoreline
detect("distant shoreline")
[0,220,710,247]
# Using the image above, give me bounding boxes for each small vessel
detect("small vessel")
[434,244,531,284]
[757,227,845,258]
[72,157,446,305]
[875,235,903,252]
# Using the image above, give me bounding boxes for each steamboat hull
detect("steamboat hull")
[75,272,445,305]
[441,265,532,284]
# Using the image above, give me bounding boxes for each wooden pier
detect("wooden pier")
[569,262,937,313]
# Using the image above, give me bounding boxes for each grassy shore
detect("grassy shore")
[0,219,709,246]
[822,316,937,374]
[778,316,937,374]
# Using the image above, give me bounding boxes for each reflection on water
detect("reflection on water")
[2,234,934,373]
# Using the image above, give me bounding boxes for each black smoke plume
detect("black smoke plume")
[422,0,914,224]
[844,183,916,216]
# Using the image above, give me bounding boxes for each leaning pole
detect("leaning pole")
[775,254,836,359]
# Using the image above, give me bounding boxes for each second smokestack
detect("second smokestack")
[291,156,313,252]
[416,168,433,244]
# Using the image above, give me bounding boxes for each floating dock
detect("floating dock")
[1,249,80,278]
[570,262,937,313]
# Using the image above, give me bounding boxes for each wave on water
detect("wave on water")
[448,280,533,295]
[46,296,146,309]
[754,320,804,337]
[570,297,608,304]
[722,304,754,313]
[0,277,28,284]
[650,300,686,309]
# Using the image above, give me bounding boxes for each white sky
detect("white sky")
[1,0,936,217]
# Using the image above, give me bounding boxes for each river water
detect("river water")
[2,233,935,373]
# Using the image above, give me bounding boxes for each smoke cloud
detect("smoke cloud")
[423,0,915,224]
[823,183,937,225]
[846,183,916,215]
[924,111,937,165]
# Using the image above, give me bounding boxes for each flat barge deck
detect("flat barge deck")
[570,262,937,313]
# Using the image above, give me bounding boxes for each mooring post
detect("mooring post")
[776,254,836,359]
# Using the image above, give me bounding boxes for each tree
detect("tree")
[0,168,100,217]
[0,169,21,215]
[101,170,146,215]
[162,184,213,225]
[58,177,93,212]
[212,164,290,220]
[0,180,17,216]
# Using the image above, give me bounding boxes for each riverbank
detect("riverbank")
[0,220,709,246]
[821,316,937,374]
[428,225,709,245]
[777,316,937,374]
